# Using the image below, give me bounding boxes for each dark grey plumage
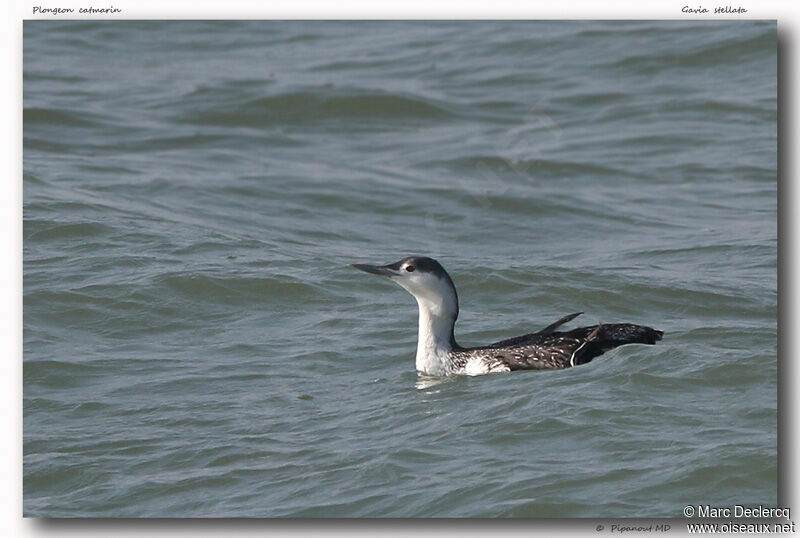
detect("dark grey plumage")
[449,315,663,372]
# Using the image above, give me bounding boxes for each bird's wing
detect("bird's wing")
[536,312,583,336]
[461,333,589,370]
[506,324,661,369]
[471,322,662,371]
[485,312,583,349]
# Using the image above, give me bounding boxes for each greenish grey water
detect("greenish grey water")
[23,21,777,517]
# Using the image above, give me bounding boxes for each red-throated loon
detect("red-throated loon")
[351,256,663,376]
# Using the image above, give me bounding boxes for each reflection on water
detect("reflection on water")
[414,374,454,391]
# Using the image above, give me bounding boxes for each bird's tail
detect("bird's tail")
[595,323,663,346]
[573,323,663,365]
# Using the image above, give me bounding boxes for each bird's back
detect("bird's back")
[448,323,663,373]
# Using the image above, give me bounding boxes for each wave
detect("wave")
[23,107,102,128]
[423,155,636,180]
[611,30,775,73]
[154,272,322,303]
[24,219,112,241]
[174,89,455,126]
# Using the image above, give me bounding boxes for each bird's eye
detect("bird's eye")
[406,265,415,272]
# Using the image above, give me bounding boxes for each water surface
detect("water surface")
[23,20,777,517]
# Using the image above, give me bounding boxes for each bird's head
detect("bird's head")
[350,256,459,320]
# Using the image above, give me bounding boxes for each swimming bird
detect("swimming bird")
[351,256,663,376]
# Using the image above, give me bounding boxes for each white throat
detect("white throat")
[414,297,457,376]
[399,277,458,376]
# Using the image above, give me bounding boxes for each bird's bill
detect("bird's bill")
[350,263,399,278]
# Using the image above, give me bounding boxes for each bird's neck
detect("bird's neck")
[414,297,457,376]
